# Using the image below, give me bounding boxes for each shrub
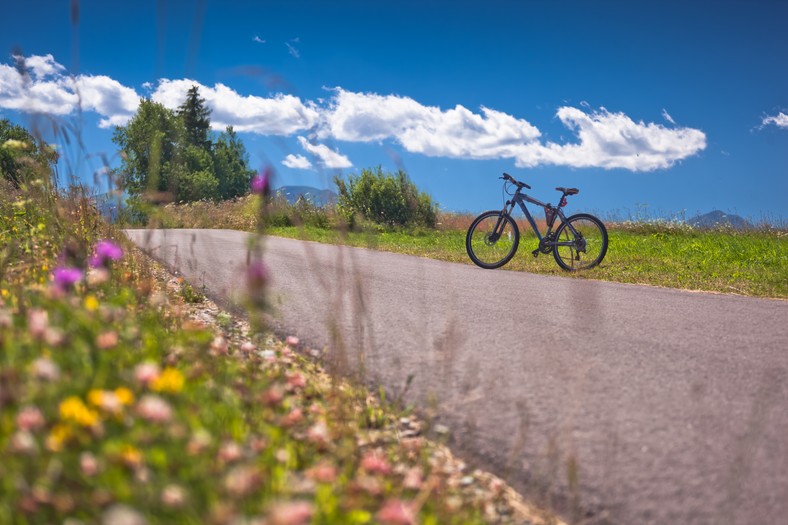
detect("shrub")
[334,167,437,228]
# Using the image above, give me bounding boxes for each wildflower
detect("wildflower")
[52,266,83,292]
[120,445,143,468]
[281,408,303,427]
[286,372,306,390]
[115,387,134,406]
[377,499,417,525]
[16,406,45,431]
[84,295,99,311]
[250,168,271,195]
[161,484,186,508]
[136,395,173,423]
[306,421,330,447]
[89,240,123,269]
[240,341,256,354]
[96,330,119,349]
[267,501,314,525]
[305,462,337,483]
[134,362,160,386]
[224,465,262,497]
[261,385,285,407]
[286,335,299,347]
[31,357,60,381]
[361,450,392,475]
[218,441,243,463]
[46,424,72,452]
[27,309,48,339]
[80,452,99,476]
[151,367,184,393]
[44,327,65,347]
[246,260,268,291]
[88,389,123,414]
[59,396,99,427]
[403,467,423,490]
[86,268,110,286]
[10,430,37,454]
[210,336,228,355]
[101,504,147,525]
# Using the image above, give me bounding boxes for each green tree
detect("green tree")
[334,167,437,228]
[171,144,217,202]
[177,85,212,150]
[213,126,255,200]
[112,99,181,196]
[0,119,58,187]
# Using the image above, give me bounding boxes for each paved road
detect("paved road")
[126,229,788,525]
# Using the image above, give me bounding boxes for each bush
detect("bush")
[334,167,437,228]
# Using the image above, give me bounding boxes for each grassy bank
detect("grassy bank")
[2,184,560,524]
[151,196,788,299]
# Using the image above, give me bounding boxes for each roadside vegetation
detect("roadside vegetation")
[2,126,557,524]
[149,176,787,299]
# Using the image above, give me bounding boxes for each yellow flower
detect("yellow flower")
[84,295,99,312]
[46,424,72,452]
[120,444,143,468]
[151,368,184,393]
[0,289,8,298]
[115,387,134,406]
[59,396,99,427]
[87,389,104,407]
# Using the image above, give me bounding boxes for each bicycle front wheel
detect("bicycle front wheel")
[553,213,608,271]
[466,211,520,269]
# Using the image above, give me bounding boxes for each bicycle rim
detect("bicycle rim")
[554,215,608,271]
[467,212,519,269]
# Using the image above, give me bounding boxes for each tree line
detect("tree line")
[112,86,255,203]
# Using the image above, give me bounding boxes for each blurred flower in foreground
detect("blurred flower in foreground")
[151,368,184,393]
[16,406,45,431]
[251,168,271,196]
[246,260,268,291]
[27,309,48,339]
[89,240,123,269]
[59,396,99,427]
[377,499,417,525]
[52,266,83,292]
[134,362,160,386]
[267,501,314,525]
[136,395,173,423]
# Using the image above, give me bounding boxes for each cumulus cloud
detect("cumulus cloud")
[297,136,352,168]
[151,79,319,135]
[762,112,788,129]
[0,54,707,172]
[282,153,313,169]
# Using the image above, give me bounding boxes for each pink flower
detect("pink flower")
[281,408,303,427]
[80,452,99,476]
[16,406,45,431]
[285,335,299,347]
[361,450,392,476]
[377,499,417,525]
[89,240,123,268]
[134,362,160,386]
[403,467,423,490]
[210,336,228,355]
[286,372,306,390]
[27,309,48,339]
[246,261,268,291]
[218,441,243,463]
[136,395,173,423]
[52,266,83,291]
[224,465,261,497]
[240,341,256,354]
[96,331,119,349]
[31,357,60,381]
[306,421,330,447]
[267,501,314,525]
[305,462,337,483]
[161,484,186,507]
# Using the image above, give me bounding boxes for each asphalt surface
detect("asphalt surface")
[125,228,788,525]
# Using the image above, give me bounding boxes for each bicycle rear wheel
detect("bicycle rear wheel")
[553,213,608,271]
[466,211,520,269]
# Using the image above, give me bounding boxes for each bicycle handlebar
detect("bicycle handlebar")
[500,172,531,190]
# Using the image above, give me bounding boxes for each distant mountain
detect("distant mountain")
[688,210,752,229]
[274,186,338,207]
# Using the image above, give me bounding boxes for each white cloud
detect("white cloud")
[297,136,352,168]
[762,112,788,129]
[0,54,707,172]
[253,35,266,44]
[661,108,676,125]
[282,153,313,169]
[151,79,319,135]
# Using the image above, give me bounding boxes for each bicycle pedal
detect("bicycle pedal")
[531,248,540,257]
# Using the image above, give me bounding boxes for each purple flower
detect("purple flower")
[53,266,83,291]
[90,240,123,268]
[246,261,268,291]
[251,169,270,195]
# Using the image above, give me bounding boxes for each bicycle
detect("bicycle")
[466,173,608,271]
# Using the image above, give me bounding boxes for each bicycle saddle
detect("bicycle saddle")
[555,187,579,195]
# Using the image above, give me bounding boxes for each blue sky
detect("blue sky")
[1,0,786,221]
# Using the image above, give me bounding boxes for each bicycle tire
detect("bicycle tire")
[466,211,520,269]
[552,213,608,271]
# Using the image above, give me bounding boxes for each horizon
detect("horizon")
[1,0,786,222]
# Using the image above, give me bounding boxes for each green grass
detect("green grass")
[263,224,787,299]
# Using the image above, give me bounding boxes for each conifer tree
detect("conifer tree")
[177,85,212,150]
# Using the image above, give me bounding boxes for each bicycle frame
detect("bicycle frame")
[498,188,581,249]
